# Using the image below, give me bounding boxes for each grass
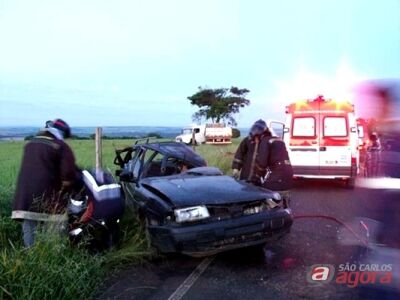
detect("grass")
[1,233,103,300]
[0,138,240,299]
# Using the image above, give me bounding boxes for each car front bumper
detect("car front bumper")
[147,208,293,256]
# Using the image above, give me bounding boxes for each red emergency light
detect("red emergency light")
[286,96,354,114]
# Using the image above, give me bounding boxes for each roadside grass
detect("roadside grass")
[0,138,241,299]
[195,142,238,174]
[1,232,103,300]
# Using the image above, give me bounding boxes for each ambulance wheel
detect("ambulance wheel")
[345,178,355,189]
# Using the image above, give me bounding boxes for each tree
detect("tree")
[187,86,250,126]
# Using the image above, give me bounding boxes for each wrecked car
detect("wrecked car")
[114,141,293,256]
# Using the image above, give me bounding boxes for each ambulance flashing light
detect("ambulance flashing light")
[285,95,354,114]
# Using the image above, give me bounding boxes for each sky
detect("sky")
[0,0,399,127]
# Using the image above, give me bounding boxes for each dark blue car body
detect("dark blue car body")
[114,142,292,256]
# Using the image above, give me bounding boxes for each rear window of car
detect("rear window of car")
[324,117,347,137]
[292,117,315,137]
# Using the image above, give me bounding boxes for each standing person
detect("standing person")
[11,119,79,247]
[232,119,293,207]
[261,137,293,208]
[232,119,272,184]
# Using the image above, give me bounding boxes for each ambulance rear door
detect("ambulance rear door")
[287,113,320,176]
[319,114,352,177]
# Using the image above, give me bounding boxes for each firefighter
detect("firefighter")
[232,119,293,207]
[232,119,272,184]
[261,137,294,208]
[11,119,79,247]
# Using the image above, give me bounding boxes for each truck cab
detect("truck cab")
[175,125,206,145]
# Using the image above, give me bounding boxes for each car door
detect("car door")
[115,146,144,205]
[268,120,285,139]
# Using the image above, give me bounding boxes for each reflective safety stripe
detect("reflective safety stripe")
[11,210,68,222]
[82,170,121,201]
[35,135,54,140]
[248,139,259,181]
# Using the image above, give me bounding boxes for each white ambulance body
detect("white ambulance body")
[283,96,360,188]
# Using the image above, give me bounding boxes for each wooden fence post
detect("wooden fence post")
[95,127,102,172]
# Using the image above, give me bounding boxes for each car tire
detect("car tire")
[138,212,161,256]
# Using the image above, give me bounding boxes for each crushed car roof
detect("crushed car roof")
[137,142,207,167]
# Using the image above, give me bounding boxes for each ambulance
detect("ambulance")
[283,95,360,188]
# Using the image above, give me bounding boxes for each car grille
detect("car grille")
[179,226,291,253]
[207,200,266,220]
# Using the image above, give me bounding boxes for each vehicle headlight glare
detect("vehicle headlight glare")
[271,192,281,201]
[174,206,210,223]
[243,205,264,215]
[70,228,83,236]
[70,199,83,206]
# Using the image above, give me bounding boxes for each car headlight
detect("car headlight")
[174,206,210,223]
[243,202,267,215]
[266,198,281,209]
[271,192,281,201]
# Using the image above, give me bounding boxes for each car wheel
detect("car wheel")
[138,213,161,256]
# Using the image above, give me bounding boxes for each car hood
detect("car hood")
[141,175,275,207]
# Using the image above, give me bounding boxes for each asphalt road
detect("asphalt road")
[98,179,384,300]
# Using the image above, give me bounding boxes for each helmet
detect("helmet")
[250,119,267,137]
[46,119,71,138]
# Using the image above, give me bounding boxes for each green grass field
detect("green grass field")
[0,138,240,299]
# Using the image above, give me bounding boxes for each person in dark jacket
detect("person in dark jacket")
[232,119,293,207]
[261,137,293,207]
[232,119,272,184]
[12,119,79,247]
